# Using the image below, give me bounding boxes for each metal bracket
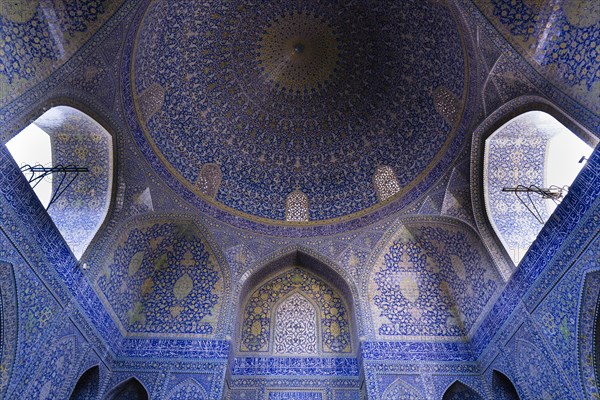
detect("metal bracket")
[502,184,568,224]
[20,164,89,210]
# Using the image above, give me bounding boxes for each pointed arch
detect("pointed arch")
[104,377,149,400]
[94,214,229,338]
[470,96,598,280]
[69,365,100,400]
[238,267,352,354]
[227,248,362,391]
[373,165,401,202]
[285,189,309,221]
[483,110,594,265]
[4,104,115,259]
[273,291,319,355]
[492,370,520,400]
[235,247,362,346]
[442,381,484,400]
[365,216,501,340]
[514,338,572,399]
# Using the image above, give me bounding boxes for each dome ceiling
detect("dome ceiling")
[126,0,469,224]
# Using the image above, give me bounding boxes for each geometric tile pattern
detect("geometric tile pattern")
[268,392,322,400]
[165,379,207,400]
[231,357,359,376]
[533,246,592,393]
[382,379,425,400]
[515,338,573,399]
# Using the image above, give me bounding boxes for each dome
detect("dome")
[125,0,471,226]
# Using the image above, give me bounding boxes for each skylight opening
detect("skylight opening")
[4,105,114,260]
[6,124,53,208]
[484,110,596,266]
[545,127,593,214]
[373,165,401,202]
[285,189,309,222]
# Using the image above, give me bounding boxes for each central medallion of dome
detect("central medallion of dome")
[127,0,469,225]
[257,12,339,95]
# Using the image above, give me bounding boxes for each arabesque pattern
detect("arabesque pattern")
[240,268,351,354]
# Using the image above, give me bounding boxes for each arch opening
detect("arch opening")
[104,377,148,400]
[235,250,359,351]
[442,381,484,400]
[373,165,401,202]
[4,105,114,259]
[69,365,100,400]
[484,110,595,265]
[492,370,520,400]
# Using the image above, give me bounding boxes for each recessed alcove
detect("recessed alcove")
[68,366,100,400]
[227,250,361,397]
[104,378,149,400]
[491,370,520,400]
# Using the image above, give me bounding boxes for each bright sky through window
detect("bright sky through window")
[543,114,594,215]
[6,124,53,208]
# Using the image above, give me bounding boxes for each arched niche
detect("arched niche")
[492,370,520,400]
[470,96,598,280]
[365,216,502,340]
[95,216,229,337]
[104,377,149,400]
[233,249,360,355]
[442,381,484,400]
[69,365,100,400]
[4,105,114,259]
[483,110,594,265]
[226,249,361,394]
